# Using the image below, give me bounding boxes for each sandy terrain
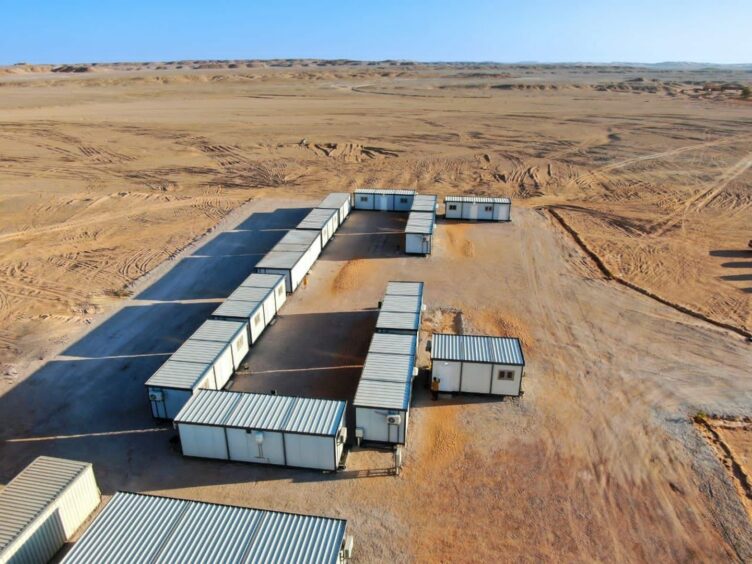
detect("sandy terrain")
[0,62,751,561]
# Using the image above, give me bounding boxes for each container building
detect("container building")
[318,192,352,224]
[297,208,340,248]
[255,230,322,293]
[444,195,511,221]
[0,457,100,564]
[430,333,526,396]
[410,194,438,214]
[375,281,425,335]
[352,189,415,212]
[404,212,435,255]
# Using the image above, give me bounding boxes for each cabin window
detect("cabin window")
[485,205,493,212]
[236,334,246,349]
[448,204,457,211]
[400,197,408,203]
[254,312,262,326]
[277,286,284,296]
[497,370,514,380]
[360,196,368,202]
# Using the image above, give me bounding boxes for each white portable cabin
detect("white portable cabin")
[444,195,511,221]
[174,390,348,472]
[0,456,100,564]
[404,212,435,255]
[297,208,340,248]
[211,274,286,344]
[375,282,425,335]
[352,189,416,211]
[239,272,287,311]
[318,192,352,224]
[145,320,249,419]
[255,230,322,293]
[61,492,353,564]
[368,332,417,357]
[353,378,412,445]
[430,333,526,396]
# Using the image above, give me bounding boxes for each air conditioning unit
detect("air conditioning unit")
[341,535,354,560]
[148,391,163,402]
[386,414,401,425]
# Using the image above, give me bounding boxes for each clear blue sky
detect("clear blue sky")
[1,0,749,65]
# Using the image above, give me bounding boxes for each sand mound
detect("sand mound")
[302,142,398,162]
[443,224,475,258]
[422,307,463,334]
[331,259,370,293]
[464,307,534,352]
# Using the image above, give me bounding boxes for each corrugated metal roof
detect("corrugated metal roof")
[212,300,263,320]
[174,389,242,426]
[368,333,417,356]
[279,229,320,246]
[170,339,227,365]
[444,195,511,204]
[190,319,246,343]
[353,378,412,410]
[228,285,274,303]
[239,273,285,289]
[318,193,350,209]
[145,360,212,390]
[284,397,345,436]
[385,281,424,297]
[354,188,416,196]
[154,502,264,563]
[176,390,345,436]
[256,250,304,270]
[246,510,346,564]
[62,492,348,564]
[381,294,422,314]
[405,212,434,235]
[361,353,414,383]
[410,195,437,213]
[0,456,91,554]
[431,333,525,365]
[297,208,338,231]
[273,243,311,253]
[376,310,420,332]
[225,392,295,431]
[62,492,185,563]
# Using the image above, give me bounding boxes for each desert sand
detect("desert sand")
[0,61,750,562]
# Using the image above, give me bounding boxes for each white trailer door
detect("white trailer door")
[434,361,461,392]
[460,363,493,394]
[378,195,389,211]
[467,204,479,220]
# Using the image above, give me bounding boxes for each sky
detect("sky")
[0,0,750,65]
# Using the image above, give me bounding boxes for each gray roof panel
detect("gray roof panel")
[361,353,414,383]
[0,456,92,554]
[297,208,338,231]
[190,320,246,343]
[145,360,212,390]
[278,229,320,246]
[405,212,434,235]
[174,389,241,426]
[376,310,420,332]
[445,195,511,204]
[239,273,285,289]
[355,188,416,196]
[381,294,422,314]
[354,379,412,410]
[225,393,295,431]
[385,281,424,297]
[368,333,417,357]
[170,339,228,366]
[431,333,525,365]
[212,300,264,320]
[318,193,350,209]
[284,397,346,436]
[62,492,347,564]
[410,195,437,212]
[228,286,274,303]
[256,250,304,270]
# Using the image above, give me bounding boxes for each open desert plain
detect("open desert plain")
[0,61,751,562]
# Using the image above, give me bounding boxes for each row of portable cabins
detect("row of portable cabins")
[145,193,353,420]
[444,195,511,221]
[256,192,351,292]
[174,390,347,471]
[0,456,100,564]
[405,194,438,255]
[353,281,425,445]
[430,333,526,396]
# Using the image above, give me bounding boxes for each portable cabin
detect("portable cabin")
[61,492,353,564]
[239,272,287,311]
[211,278,284,344]
[187,319,249,371]
[0,457,100,564]
[430,333,526,396]
[444,195,512,221]
[404,212,435,255]
[352,189,416,211]
[353,378,412,444]
[375,282,425,334]
[368,332,417,358]
[318,192,352,224]
[410,194,438,214]
[375,310,421,335]
[255,230,322,293]
[145,360,215,419]
[361,352,417,383]
[174,390,348,472]
[297,208,340,248]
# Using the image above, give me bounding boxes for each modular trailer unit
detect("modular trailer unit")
[61,491,353,563]
[352,189,416,212]
[145,320,249,419]
[405,212,435,255]
[368,332,417,357]
[255,230,322,293]
[318,192,352,224]
[430,333,526,396]
[239,272,287,311]
[297,207,340,248]
[444,195,511,221]
[410,194,438,214]
[0,457,100,564]
[175,390,347,471]
[353,378,412,445]
[375,282,425,334]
